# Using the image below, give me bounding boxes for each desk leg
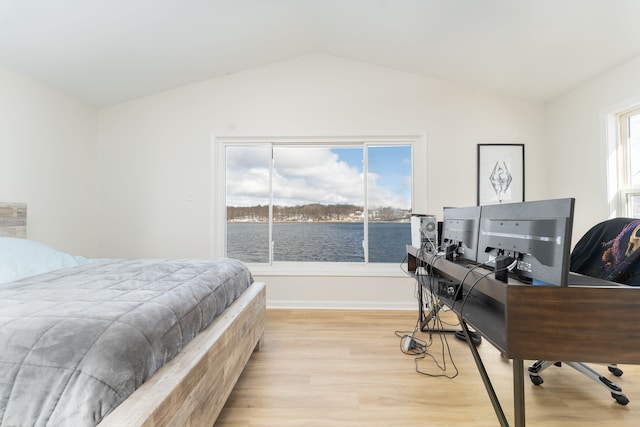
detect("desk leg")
[459,317,510,427]
[513,359,525,427]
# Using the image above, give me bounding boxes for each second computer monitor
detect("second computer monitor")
[442,206,482,263]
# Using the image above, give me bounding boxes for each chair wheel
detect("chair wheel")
[613,393,629,405]
[608,366,624,377]
[530,375,544,386]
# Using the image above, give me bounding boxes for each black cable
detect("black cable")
[458,260,516,317]
[407,306,459,379]
[436,260,490,312]
[401,244,518,378]
[397,247,461,379]
[399,252,412,277]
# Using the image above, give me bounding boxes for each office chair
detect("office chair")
[528,217,640,405]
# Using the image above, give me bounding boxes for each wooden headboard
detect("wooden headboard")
[0,203,27,238]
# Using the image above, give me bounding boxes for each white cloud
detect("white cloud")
[225,146,410,208]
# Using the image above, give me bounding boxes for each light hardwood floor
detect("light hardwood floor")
[216,309,640,426]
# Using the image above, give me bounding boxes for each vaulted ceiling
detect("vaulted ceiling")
[1,0,639,107]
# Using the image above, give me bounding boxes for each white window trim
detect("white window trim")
[618,109,640,216]
[605,101,640,218]
[210,133,427,277]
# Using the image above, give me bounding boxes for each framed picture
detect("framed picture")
[477,144,524,205]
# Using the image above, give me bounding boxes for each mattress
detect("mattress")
[0,258,253,426]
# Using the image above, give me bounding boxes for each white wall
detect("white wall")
[0,66,97,255]
[3,48,637,307]
[547,55,640,241]
[5,49,635,307]
[96,54,547,308]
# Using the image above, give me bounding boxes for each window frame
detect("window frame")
[616,108,640,217]
[211,134,425,277]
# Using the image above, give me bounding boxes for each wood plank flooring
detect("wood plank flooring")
[216,309,640,426]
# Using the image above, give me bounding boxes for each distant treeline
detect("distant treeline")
[227,203,410,222]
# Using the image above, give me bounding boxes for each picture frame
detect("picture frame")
[477,144,524,205]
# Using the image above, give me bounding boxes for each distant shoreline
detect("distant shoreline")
[227,219,410,223]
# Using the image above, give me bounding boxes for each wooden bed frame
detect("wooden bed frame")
[0,202,266,426]
[99,281,265,426]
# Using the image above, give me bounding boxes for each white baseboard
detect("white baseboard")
[266,300,416,310]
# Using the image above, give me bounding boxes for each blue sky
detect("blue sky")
[332,146,412,205]
[226,145,412,209]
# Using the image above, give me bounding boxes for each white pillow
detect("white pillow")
[0,237,88,284]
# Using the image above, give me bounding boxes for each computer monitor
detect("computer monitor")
[476,198,575,287]
[441,206,481,263]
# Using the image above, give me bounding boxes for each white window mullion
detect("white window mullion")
[619,114,630,216]
[268,143,274,265]
[363,144,369,263]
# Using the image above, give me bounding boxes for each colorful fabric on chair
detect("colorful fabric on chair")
[570,217,640,286]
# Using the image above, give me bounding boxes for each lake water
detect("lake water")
[226,222,411,263]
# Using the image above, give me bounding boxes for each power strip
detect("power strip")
[403,334,414,352]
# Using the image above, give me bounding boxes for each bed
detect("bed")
[0,202,265,426]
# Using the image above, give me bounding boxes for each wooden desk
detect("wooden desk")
[407,245,640,426]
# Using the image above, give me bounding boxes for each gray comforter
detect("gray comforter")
[0,258,253,426]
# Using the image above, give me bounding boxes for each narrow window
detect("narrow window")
[619,110,640,217]
[367,145,412,262]
[225,144,271,263]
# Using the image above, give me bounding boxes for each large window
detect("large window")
[618,109,640,217]
[221,138,414,264]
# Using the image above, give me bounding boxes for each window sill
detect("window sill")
[247,262,410,278]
